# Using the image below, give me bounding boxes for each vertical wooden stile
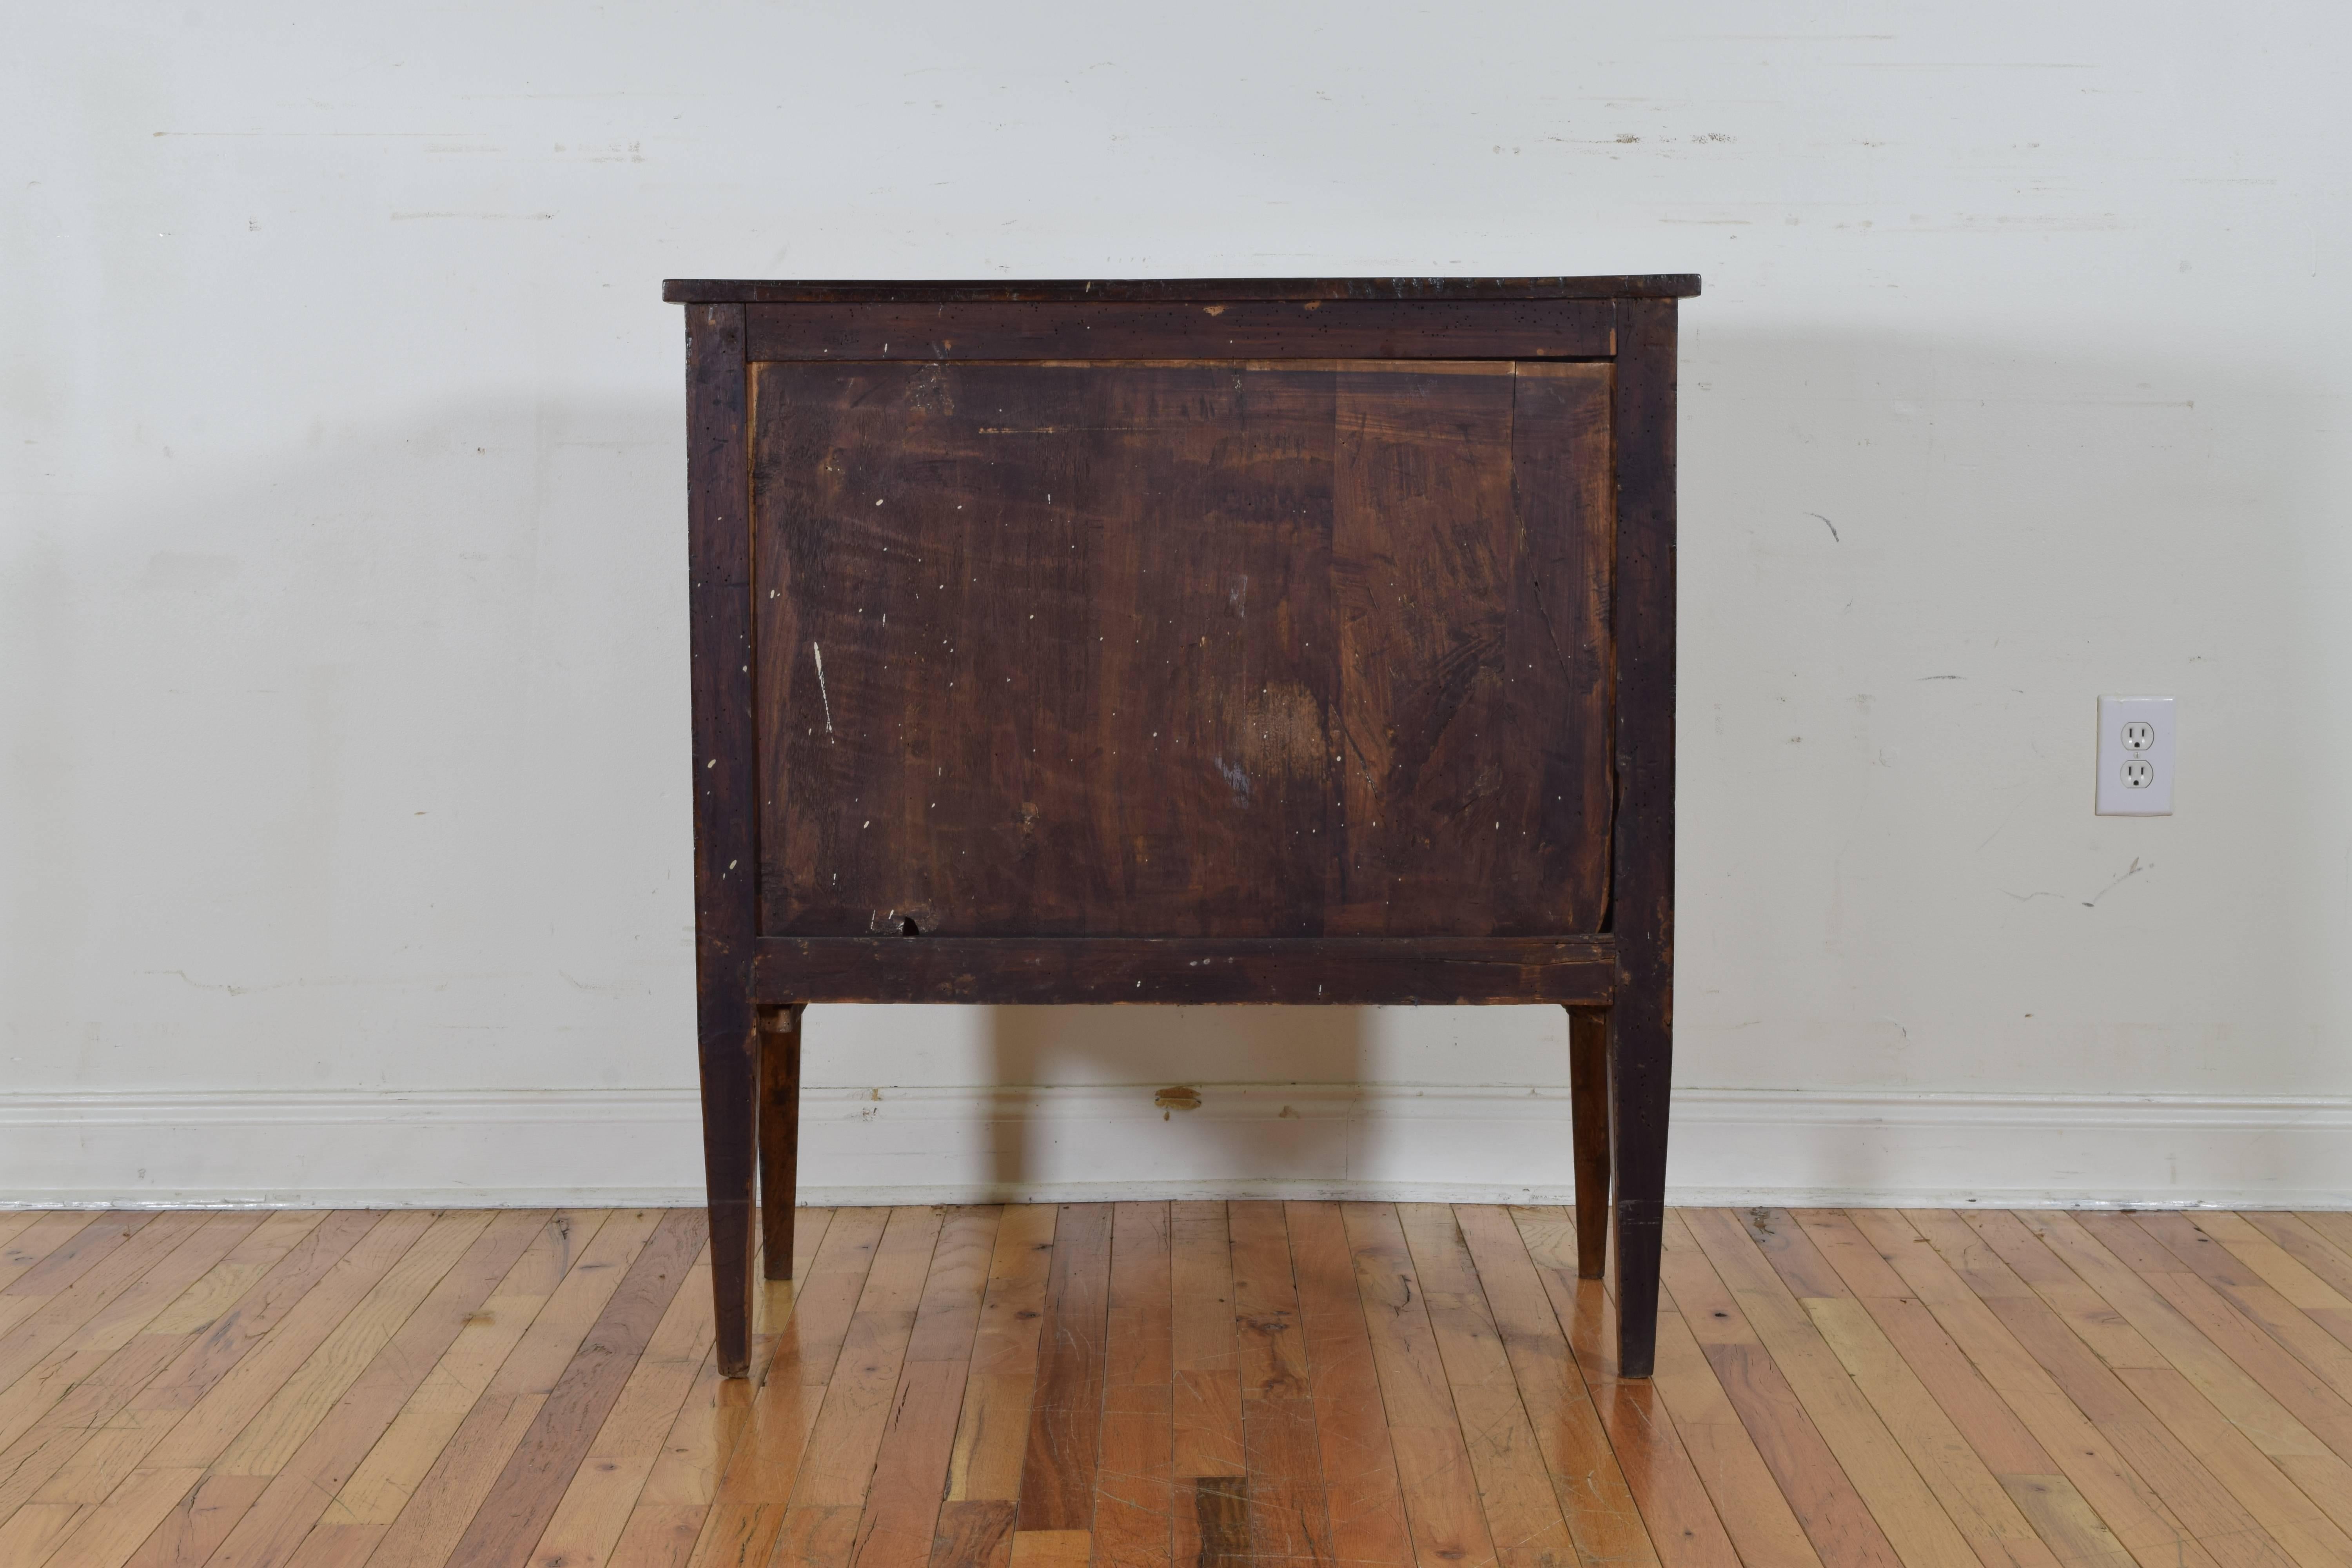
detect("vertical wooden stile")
[1607,298,1678,1378]
[686,300,760,1377]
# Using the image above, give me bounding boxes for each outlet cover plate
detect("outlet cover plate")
[2097,695,2174,816]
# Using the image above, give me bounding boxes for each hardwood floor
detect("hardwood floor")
[5,1206,2352,1568]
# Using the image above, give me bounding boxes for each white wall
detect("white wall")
[6,2,2349,1209]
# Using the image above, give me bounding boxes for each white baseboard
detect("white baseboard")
[3,1083,2348,1210]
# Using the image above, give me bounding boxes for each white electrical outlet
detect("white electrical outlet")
[2096,696,2174,815]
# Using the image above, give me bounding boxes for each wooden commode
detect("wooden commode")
[663,276,1696,1377]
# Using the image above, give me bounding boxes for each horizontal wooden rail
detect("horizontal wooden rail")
[750,936,1616,1005]
[744,299,1615,362]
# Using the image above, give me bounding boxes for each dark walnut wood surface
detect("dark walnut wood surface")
[751,359,1614,940]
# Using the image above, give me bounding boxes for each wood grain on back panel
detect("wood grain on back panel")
[751,359,1612,940]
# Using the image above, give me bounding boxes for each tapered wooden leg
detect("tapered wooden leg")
[758,1004,804,1280]
[1610,997,1672,1378]
[1607,293,1676,1378]
[698,1003,758,1378]
[1566,1007,1612,1281]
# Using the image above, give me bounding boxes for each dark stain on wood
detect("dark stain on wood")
[1194,1477,1251,1568]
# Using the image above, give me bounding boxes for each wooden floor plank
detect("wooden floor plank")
[444,1207,708,1568]
[1187,1478,1245,1568]
[1169,1203,1244,1485]
[789,1205,946,1519]
[1453,1203,1661,1568]
[196,1209,548,1568]
[0,1212,279,1497]
[115,1210,494,1568]
[2021,1211,2352,1537]
[1994,1203,2352,1568]
[1647,1274,1829,1568]
[0,1497,84,1563]
[0,1212,54,1261]
[2192,1216,2352,1319]
[0,1212,212,1397]
[628,1207,831,1553]
[1092,1203,1173,1568]
[930,1499,1016,1568]
[1343,1202,1502,1568]
[779,1504,863,1568]
[1904,1209,2301,1568]
[0,1214,109,1303]
[2133,1214,2352,1406]
[1394,1202,1575,1568]
[606,1501,709,1568]
[1790,1210,2062,1481]
[521,1240,717,1568]
[146,1215,333,1343]
[0,1211,259,1452]
[2225,1215,2352,1367]
[1016,1204,1112,1534]
[25,1465,209,1568]
[902,1209,1001,1367]
[1283,1202,1415,1568]
[9,1213,385,1568]
[2001,1473,2140,1568]
[2116,1363,2352,1568]
[688,1205,890,1568]
[1663,1216,1909,1568]
[1512,1207,1751,1568]
[365,1209,664,1568]
[946,1207,1058,1504]
[69,1213,441,1568]
[1230,1203,1334,1566]
[47,1213,428,1504]
[2249,1218,2352,1320]
[1953,1212,2170,1373]
[1007,1526,1091,1568]
[2074,1213,2352,1472]
[1847,1209,2225,1568]
[212,1211,498,1481]
[296,1210,609,1543]
[1689,1208,1991,1568]
[1229,1204,1309,1404]
[853,1207,1003,1568]
[26,1201,2352,1568]
[1734,1207,2067,1568]
[606,1347,733,1568]
[0,1214,160,1337]
[1797,1211,2138,1568]
[132,1474,275,1567]
[2295,1219,2352,1276]
[850,1361,971,1568]
[5,1222,313,1523]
